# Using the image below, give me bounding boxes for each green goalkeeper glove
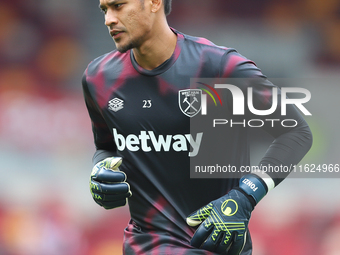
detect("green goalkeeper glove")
[187,174,270,254]
[90,157,132,209]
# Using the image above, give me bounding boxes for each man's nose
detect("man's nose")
[105,9,118,27]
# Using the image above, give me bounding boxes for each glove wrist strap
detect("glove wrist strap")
[239,174,268,204]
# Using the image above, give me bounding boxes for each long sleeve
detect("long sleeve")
[220,52,313,186]
[82,71,117,165]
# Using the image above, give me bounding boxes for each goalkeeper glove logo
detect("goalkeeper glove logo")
[221,199,238,217]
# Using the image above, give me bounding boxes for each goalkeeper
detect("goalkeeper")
[83,0,313,254]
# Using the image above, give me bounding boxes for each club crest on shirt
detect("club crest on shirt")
[108,98,124,112]
[178,89,201,117]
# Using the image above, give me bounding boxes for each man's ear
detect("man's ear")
[150,0,162,13]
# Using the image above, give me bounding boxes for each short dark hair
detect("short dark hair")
[163,0,172,16]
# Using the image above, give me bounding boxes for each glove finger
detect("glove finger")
[215,231,235,254]
[93,168,127,182]
[190,222,214,249]
[103,199,128,209]
[105,191,132,201]
[92,190,131,201]
[226,231,247,255]
[187,202,213,227]
[95,198,128,210]
[100,182,130,194]
[91,180,130,194]
[200,230,225,252]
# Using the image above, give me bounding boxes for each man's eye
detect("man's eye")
[115,4,123,8]
[100,8,107,14]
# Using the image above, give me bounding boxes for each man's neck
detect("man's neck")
[132,24,177,71]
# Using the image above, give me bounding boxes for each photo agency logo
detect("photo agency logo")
[179,79,312,128]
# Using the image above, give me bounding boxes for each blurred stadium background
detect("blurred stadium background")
[1,0,340,254]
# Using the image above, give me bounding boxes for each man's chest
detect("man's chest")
[99,76,193,135]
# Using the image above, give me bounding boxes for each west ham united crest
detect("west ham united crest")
[178,89,201,117]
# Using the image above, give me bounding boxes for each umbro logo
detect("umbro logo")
[108,98,124,112]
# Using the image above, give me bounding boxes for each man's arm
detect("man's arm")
[82,72,117,165]
[185,52,312,254]
[221,51,313,185]
[258,104,312,185]
[82,71,131,209]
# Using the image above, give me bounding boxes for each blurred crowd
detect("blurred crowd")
[1,0,340,254]
[170,0,340,66]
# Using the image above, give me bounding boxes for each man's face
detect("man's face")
[99,0,153,53]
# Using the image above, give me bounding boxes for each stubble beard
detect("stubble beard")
[115,34,145,53]
[116,41,135,53]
